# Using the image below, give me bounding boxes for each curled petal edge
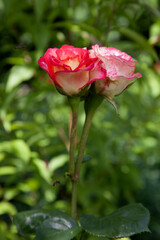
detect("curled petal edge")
[38,57,49,72]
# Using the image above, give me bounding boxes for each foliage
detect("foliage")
[0,0,160,239]
[13,209,81,240]
[13,204,149,240]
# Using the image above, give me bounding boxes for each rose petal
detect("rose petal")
[38,57,49,72]
[89,62,106,83]
[54,71,90,96]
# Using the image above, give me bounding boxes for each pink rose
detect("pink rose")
[38,45,105,96]
[90,45,142,99]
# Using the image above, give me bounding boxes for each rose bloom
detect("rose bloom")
[89,45,142,99]
[38,45,105,96]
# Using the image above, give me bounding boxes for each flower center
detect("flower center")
[63,57,80,70]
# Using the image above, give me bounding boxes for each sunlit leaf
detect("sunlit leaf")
[0,166,16,176]
[0,201,17,215]
[49,154,68,173]
[6,65,34,92]
[11,139,31,162]
[33,158,51,183]
[0,139,31,162]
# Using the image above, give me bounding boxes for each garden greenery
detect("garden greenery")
[0,0,160,239]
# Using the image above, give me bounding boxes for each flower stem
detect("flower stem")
[68,97,80,219]
[71,111,94,219]
[74,111,94,180]
[71,93,104,219]
[75,93,104,181]
[69,110,78,176]
[68,97,80,178]
[71,180,78,219]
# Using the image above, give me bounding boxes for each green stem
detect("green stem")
[74,111,94,180]
[71,180,78,219]
[71,111,94,219]
[68,97,80,178]
[71,93,104,219]
[75,94,104,181]
[69,110,78,177]
[68,97,80,219]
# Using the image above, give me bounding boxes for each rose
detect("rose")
[89,45,142,99]
[38,45,105,96]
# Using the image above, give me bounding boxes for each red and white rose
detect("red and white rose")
[38,45,105,96]
[89,44,142,99]
[38,44,142,99]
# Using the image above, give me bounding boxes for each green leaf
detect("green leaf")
[35,215,81,240]
[49,154,68,173]
[118,27,158,61]
[143,2,160,19]
[0,166,16,176]
[14,209,51,236]
[34,0,47,21]
[33,158,51,183]
[6,65,34,92]
[14,209,81,240]
[11,139,31,162]
[0,201,17,215]
[0,139,31,162]
[79,203,150,238]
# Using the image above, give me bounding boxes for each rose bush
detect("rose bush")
[38,45,105,96]
[89,45,142,99]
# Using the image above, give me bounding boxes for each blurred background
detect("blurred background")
[0,0,160,239]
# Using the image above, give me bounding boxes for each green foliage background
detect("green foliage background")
[0,0,160,239]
